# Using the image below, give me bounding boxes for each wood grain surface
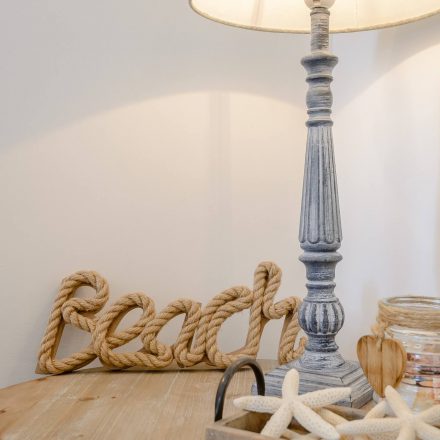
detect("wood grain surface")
[0,360,278,439]
[357,335,406,397]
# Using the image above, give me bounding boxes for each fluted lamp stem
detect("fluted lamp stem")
[260,1,373,408]
[298,4,344,370]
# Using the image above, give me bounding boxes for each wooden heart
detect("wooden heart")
[357,335,407,397]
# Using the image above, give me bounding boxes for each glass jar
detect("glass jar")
[384,296,440,411]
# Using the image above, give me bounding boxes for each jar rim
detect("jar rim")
[381,296,440,311]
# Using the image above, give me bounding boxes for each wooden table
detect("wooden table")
[0,360,278,439]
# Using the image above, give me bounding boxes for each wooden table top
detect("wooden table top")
[0,360,278,440]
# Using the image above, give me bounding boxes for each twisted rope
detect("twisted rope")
[372,297,440,350]
[37,262,307,374]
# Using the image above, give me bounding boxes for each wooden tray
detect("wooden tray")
[207,358,366,439]
[207,405,366,439]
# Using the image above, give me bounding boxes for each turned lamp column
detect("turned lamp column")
[189,0,440,407]
[298,0,345,370]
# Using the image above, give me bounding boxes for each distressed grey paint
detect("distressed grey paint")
[298,4,345,370]
[254,4,373,408]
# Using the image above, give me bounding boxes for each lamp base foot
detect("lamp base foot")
[253,359,373,408]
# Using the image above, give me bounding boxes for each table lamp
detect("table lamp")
[189,0,440,407]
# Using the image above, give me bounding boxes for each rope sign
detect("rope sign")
[37,261,307,374]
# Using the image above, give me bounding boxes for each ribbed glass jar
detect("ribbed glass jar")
[384,296,440,411]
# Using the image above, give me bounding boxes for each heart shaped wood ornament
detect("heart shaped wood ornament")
[357,335,407,397]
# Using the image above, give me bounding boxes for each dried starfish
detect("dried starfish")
[337,386,440,440]
[281,430,319,440]
[316,409,358,440]
[233,369,351,439]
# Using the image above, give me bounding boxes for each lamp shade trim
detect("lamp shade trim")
[189,0,440,34]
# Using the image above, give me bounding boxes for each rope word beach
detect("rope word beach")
[37,261,307,374]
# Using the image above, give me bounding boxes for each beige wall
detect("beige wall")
[1,0,439,387]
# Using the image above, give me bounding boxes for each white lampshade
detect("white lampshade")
[189,0,440,33]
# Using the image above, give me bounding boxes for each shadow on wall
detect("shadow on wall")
[437,137,440,295]
[333,13,440,110]
[2,0,440,150]
[0,0,308,150]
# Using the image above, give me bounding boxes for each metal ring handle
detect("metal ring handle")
[214,358,265,422]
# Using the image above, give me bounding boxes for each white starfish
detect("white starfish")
[284,407,366,440]
[337,386,440,440]
[281,430,319,440]
[233,369,351,439]
[316,408,358,440]
[360,400,398,440]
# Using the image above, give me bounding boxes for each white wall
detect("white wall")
[1,1,439,388]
